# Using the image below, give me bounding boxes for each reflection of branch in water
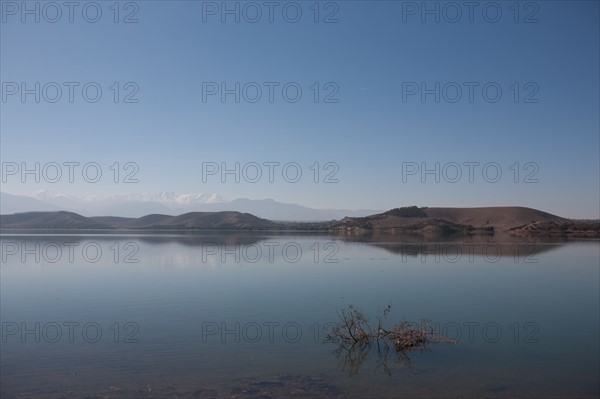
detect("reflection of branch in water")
[332,341,370,376]
[325,305,455,376]
[374,338,417,376]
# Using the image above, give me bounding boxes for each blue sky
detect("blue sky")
[1,0,599,218]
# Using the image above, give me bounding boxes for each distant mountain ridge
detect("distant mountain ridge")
[0,211,109,229]
[0,211,277,230]
[1,206,598,236]
[0,192,380,221]
[108,212,277,230]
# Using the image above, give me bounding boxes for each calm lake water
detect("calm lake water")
[1,233,598,398]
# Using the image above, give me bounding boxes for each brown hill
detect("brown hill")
[332,206,568,234]
[0,211,110,229]
[131,212,277,230]
[423,206,565,230]
[112,214,173,228]
[1,211,277,230]
[508,220,600,237]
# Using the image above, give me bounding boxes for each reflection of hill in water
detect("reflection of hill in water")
[333,232,586,258]
[134,233,267,247]
[2,231,594,258]
[367,241,564,259]
[125,232,597,261]
[131,231,337,247]
[0,231,336,248]
[0,232,269,248]
[334,230,583,243]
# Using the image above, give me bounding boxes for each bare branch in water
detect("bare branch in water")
[325,305,456,375]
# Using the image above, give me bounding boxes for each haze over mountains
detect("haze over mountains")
[0,191,380,221]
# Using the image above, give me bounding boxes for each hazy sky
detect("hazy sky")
[1,0,599,218]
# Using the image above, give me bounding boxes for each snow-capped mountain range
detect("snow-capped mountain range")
[0,191,380,221]
[34,190,223,206]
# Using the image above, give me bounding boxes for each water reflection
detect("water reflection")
[1,233,598,398]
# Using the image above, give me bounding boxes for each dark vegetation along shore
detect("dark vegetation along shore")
[1,206,598,237]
